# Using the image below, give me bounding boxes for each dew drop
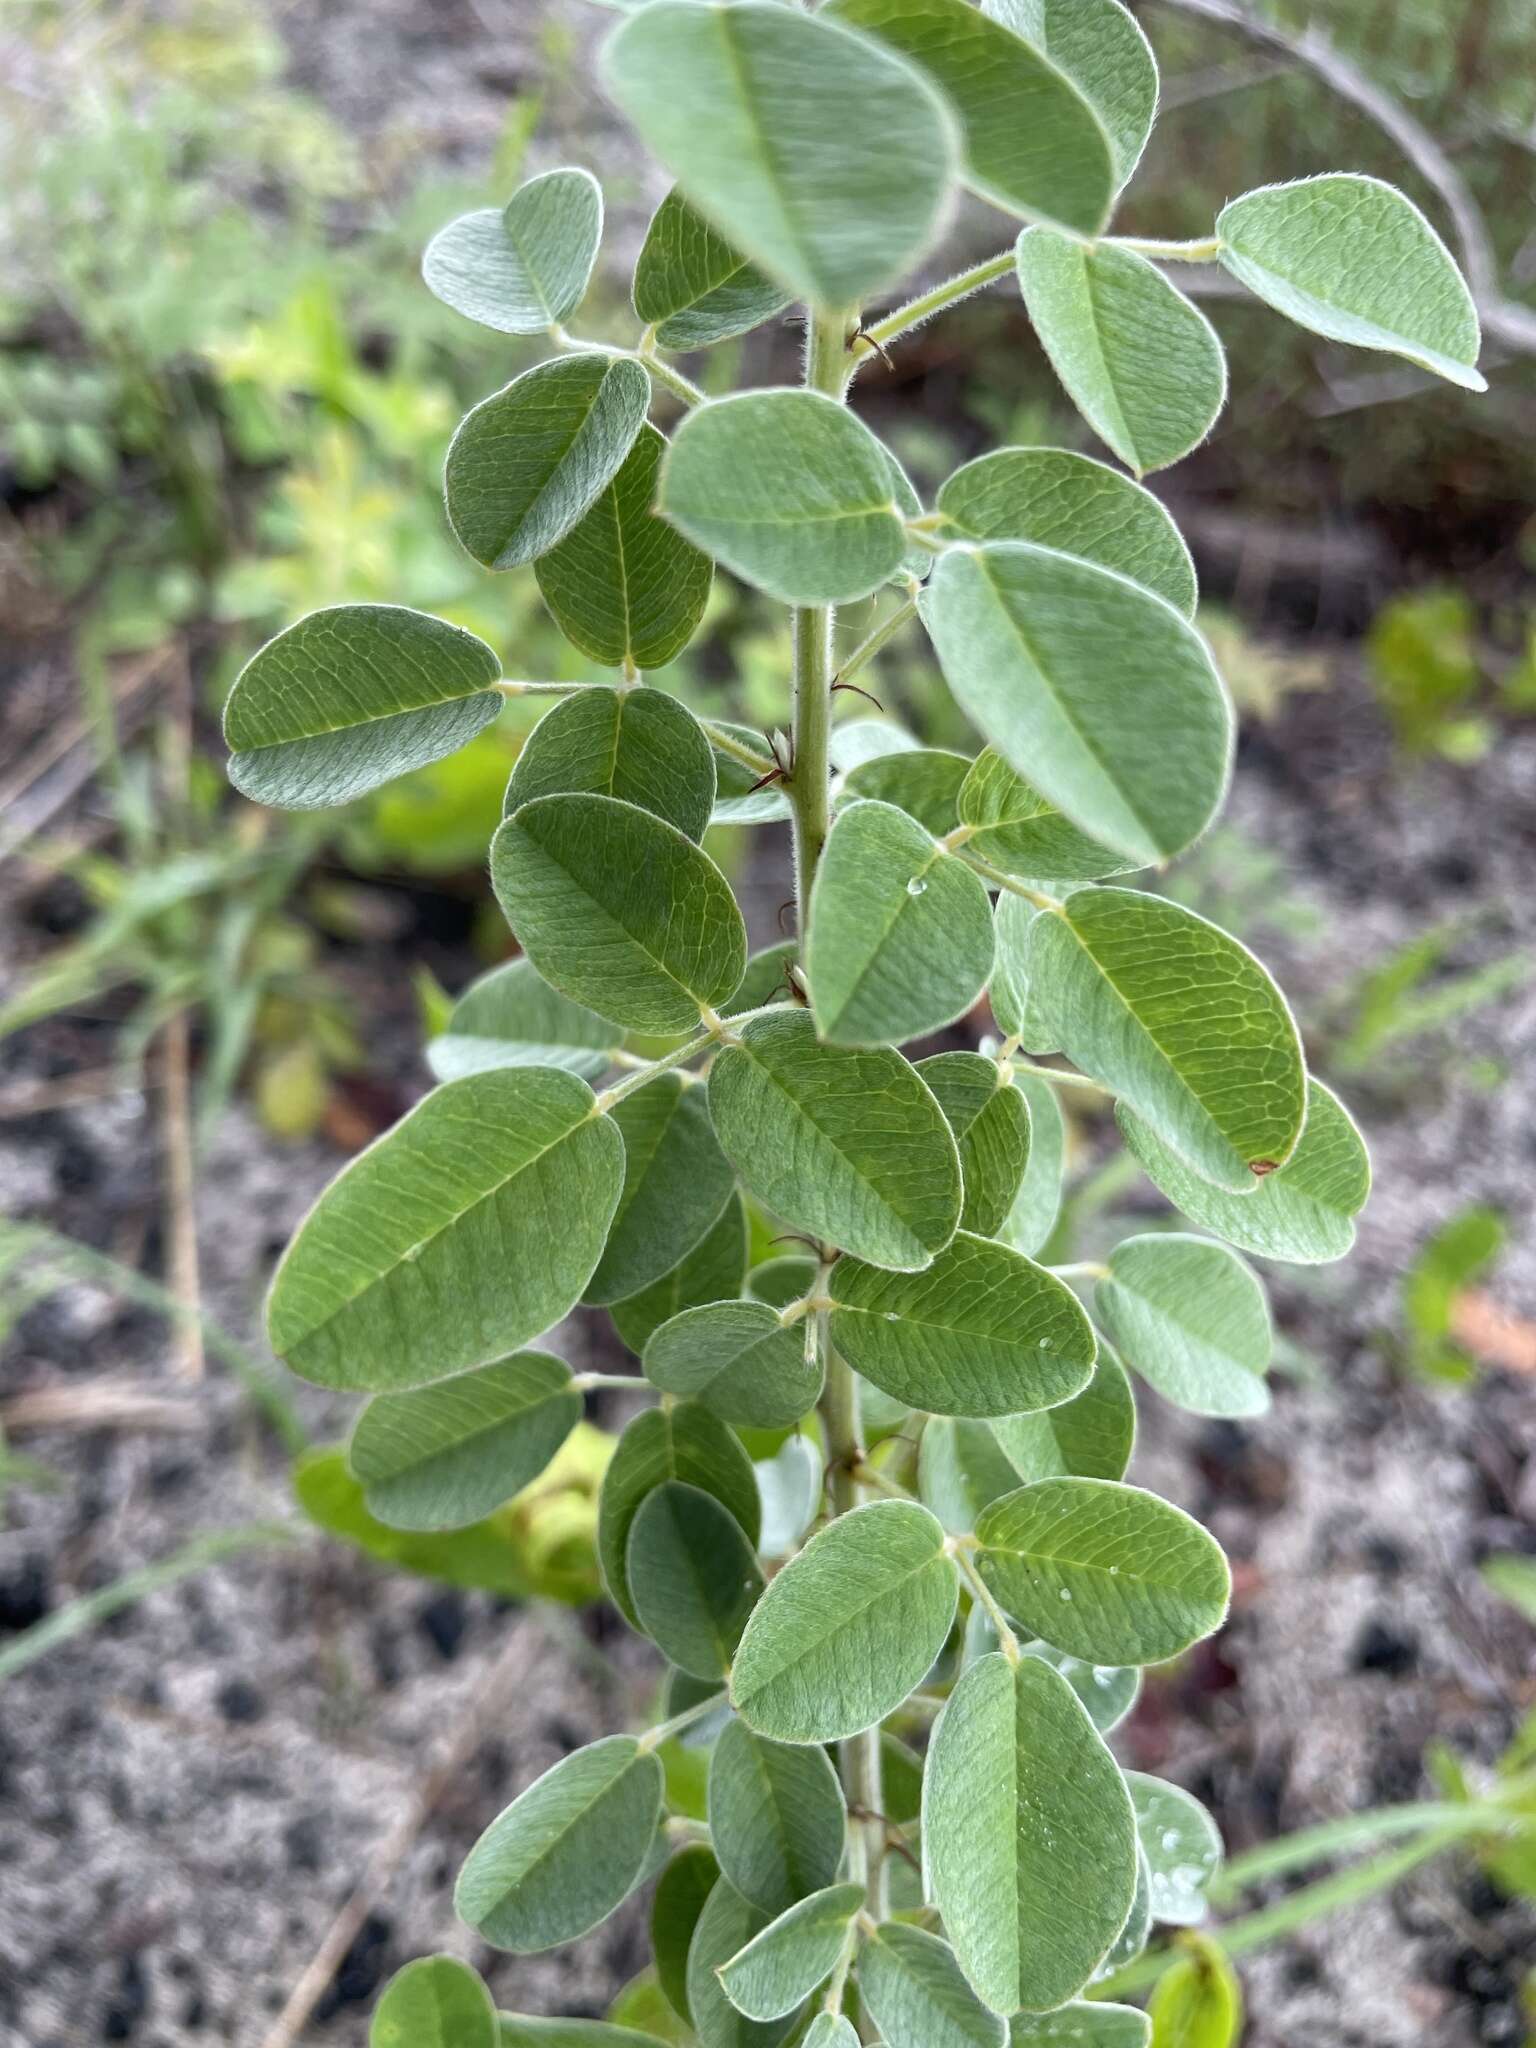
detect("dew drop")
[1058,1587,1073,1602]
[884,1312,900,1323]
[906,876,927,896]
[1162,1828,1182,1853]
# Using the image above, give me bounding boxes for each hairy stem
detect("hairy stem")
[858,249,1017,357]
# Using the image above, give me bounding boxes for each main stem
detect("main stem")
[796,306,889,1944]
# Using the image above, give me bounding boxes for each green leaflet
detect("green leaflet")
[990,1345,1137,1485]
[599,1402,762,1630]
[1100,1846,1153,1978]
[841,748,970,838]
[535,429,714,672]
[857,1923,1006,2048]
[707,1010,962,1273]
[826,0,1114,236]
[370,1956,497,2048]
[601,1,959,310]
[348,1351,581,1532]
[990,898,1057,1055]
[711,724,793,826]
[266,1068,623,1392]
[730,1500,957,1742]
[426,958,619,1085]
[802,2018,860,2048]
[719,1885,863,2023]
[627,1481,764,1681]
[1000,1067,1065,1258]
[445,355,650,572]
[1015,230,1227,477]
[1020,1640,1142,1737]
[708,1717,847,1917]
[921,544,1232,866]
[224,604,503,811]
[687,1879,799,2048]
[1096,1234,1273,1419]
[634,187,793,350]
[455,1735,663,1951]
[755,1436,823,1561]
[1117,1081,1370,1266]
[1144,1934,1243,2046]
[653,1845,721,2026]
[919,1416,1025,1536]
[644,1301,822,1429]
[296,1449,536,1600]
[1010,2003,1150,2046]
[984,0,1158,193]
[828,1232,1096,1419]
[1218,174,1484,391]
[958,750,1136,889]
[1029,889,1307,1194]
[661,392,908,606]
[939,448,1196,616]
[505,686,716,843]
[830,718,922,770]
[611,1193,749,1357]
[807,800,995,1046]
[975,1477,1231,1667]
[422,168,602,334]
[748,1256,821,1310]
[491,792,747,1034]
[916,1050,1031,1238]
[584,1073,736,1304]
[1125,1771,1223,1927]
[925,1652,1138,2013]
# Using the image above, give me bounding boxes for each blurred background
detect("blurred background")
[0,2,1533,2043]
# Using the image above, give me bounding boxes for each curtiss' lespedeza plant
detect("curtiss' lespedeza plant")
[222,3,1484,2041]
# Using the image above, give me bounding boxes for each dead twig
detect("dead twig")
[0,1378,198,1435]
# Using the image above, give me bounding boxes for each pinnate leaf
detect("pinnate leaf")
[491,793,746,1035]
[602,1,959,310]
[730,1500,957,1742]
[370,1956,496,2048]
[224,604,502,811]
[921,544,1232,866]
[1117,1080,1369,1265]
[267,1068,623,1392]
[456,1735,663,1950]
[975,1477,1231,1666]
[925,1651,1138,2012]
[349,1351,580,1531]
[634,187,793,350]
[1218,174,1484,390]
[1029,889,1307,1193]
[708,1010,962,1273]
[808,800,995,1046]
[708,1718,847,1917]
[584,1073,735,1305]
[719,1885,862,2023]
[423,168,602,334]
[829,1231,1096,1419]
[645,1301,821,1429]
[599,1403,761,1629]
[1015,230,1227,476]
[1096,1234,1272,1419]
[661,392,908,606]
[627,1481,763,1681]
[446,356,650,572]
[426,958,619,1085]
[857,1923,1006,2048]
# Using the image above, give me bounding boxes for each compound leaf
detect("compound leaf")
[599,1403,762,1629]
[1015,230,1227,476]
[808,800,995,1046]
[921,544,1232,866]
[585,1073,736,1305]
[446,356,650,572]
[370,1956,497,2048]
[990,1345,1137,1485]
[426,958,619,1085]
[423,168,602,334]
[267,1068,623,1392]
[506,685,716,843]
[602,0,959,310]
[976,1477,1231,1666]
[349,1351,581,1531]
[925,1652,1138,2012]
[829,1232,1096,1419]
[456,1735,663,1951]
[1096,1234,1272,1419]
[491,792,746,1035]
[916,1050,1031,1238]
[1117,1081,1370,1265]
[708,1010,962,1272]
[1218,174,1484,391]
[661,392,907,606]
[224,604,503,811]
[827,0,1114,236]
[1029,889,1307,1193]
[709,1717,847,1917]
[730,1500,957,1742]
[857,1923,1006,2048]
[611,1194,749,1357]
[1126,1772,1223,1927]
[535,428,714,672]
[634,186,793,349]
[645,1300,822,1429]
[719,1885,863,2023]
[628,1481,764,1681]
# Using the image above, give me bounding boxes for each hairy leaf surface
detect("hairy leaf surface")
[634,186,793,349]
[426,958,619,1085]
[719,1885,863,2022]
[1096,1234,1273,1418]
[506,685,716,842]
[599,1403,762,1629]
[423,168,602,334]
[709,1718,847,1916]
[585,1073,735,1304]
[611,1193,749,1357]
[857,1923,1006,2048]
[916,1050,1031,1238]
[645,1301,822,1429]
[990,1345,1137,1485]
[628,1481,764,1680]
[370,1956,497,2048]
